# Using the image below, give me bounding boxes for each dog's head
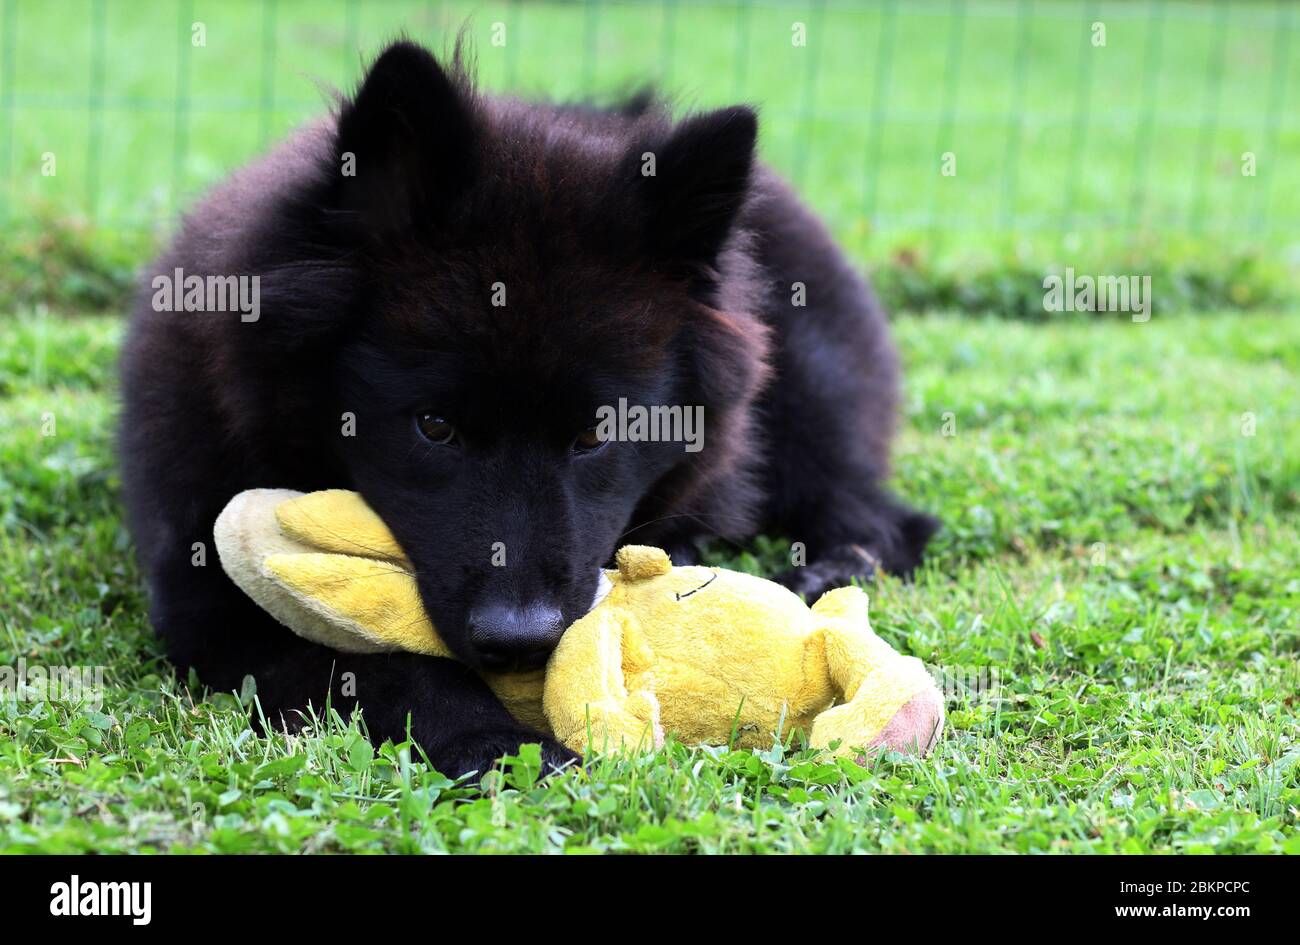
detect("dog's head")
[306,43,768,670]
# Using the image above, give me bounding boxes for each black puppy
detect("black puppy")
[119,41,936,776]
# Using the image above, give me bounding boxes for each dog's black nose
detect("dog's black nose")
[467,604,566,669]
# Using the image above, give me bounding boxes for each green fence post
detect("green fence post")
[343,0,360,74]
[0,0,15,226]
[86,0,107,222]
[1189,0,1229,233]
[426,0,442,46]
[1126,0,1165,235]
[1062,0,1099,235]
[1252,0,1293,233]
[582,0,600,93]
[929,0,967,244]
[258,0,279,148]
[792,0,827,189]
[862,0,897,226]
[1000,0,1034,234]
[730,0,752,101]
[505,0,521,89]
[170,0,194,220]
[660,0,678,89]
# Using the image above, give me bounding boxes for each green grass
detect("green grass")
[2,309,1297,853]
[4,0,1299,313]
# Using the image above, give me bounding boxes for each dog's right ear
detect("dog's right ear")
[633,106,757,266]
[333,41,477,237]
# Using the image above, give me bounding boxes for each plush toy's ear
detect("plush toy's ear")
[274,489,410,562]
[614,545,673,582]
[810,586,871,626]
[635,106,757,263]
[334,41,477,238]
[214,489,451,658]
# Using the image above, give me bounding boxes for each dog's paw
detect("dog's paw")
[537,737,583,773]
[437,731,581,781]
[773,544,880,599]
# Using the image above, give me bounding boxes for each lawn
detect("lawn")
[2,309,1297,854]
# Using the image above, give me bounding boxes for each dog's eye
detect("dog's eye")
[572,426,606,454]
[416,412,458,446]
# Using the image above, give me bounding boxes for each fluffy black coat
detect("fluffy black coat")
[119,42,937,776]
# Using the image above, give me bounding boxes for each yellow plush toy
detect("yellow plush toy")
[215,489,944,759]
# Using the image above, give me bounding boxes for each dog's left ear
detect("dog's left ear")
[635,106,757,263]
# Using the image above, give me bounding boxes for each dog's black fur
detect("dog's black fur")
[119,41,937,777]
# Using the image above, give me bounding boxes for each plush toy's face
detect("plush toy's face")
[608,547,814,643]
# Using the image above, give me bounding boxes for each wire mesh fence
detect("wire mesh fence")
[1,0,1296,265]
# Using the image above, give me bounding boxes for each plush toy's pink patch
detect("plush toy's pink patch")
[864,688,945,757]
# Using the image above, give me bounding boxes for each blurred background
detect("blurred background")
[3,0,1297,317]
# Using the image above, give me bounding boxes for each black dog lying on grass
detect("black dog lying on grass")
[118,40,936,777]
